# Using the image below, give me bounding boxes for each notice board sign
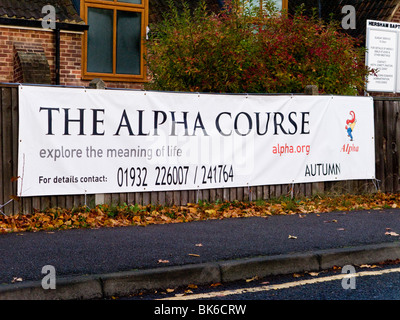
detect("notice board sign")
[366,19,400,93]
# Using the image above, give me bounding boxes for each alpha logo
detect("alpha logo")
[341,110,359,154]
[345,111,356,141]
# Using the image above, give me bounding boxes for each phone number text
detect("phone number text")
[116,165,234,188]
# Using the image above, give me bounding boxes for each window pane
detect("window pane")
[246,0,282,11]
[116,11,142,75]
[87,7,113,73]
[118,0,142,4]
[248,0,260,7]
[272,0,282,11]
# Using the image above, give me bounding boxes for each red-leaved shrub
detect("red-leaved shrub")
[145,0,372,95]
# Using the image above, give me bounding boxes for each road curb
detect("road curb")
[317,242,400,269]
[101,262,221,298]
[1,242,400,300]
[219,252,320,283]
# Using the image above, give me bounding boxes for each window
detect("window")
[81,0,148,82]
[272,0,287,11]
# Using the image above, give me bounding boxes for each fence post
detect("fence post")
[304,85,325,195]
[304,84,318,95]
[89,78,106,90]
[90,78,106,206]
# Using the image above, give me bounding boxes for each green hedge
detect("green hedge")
[145,0,372,95]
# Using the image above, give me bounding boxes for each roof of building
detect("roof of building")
[0,0,221,28]
[0,0,85,25]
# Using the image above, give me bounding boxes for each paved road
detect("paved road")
[2,209,400,285]
[157,264,400,300]
[118,263,400,318]
[125,262,400,301]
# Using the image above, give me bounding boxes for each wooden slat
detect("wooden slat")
[383,100,393,192]
[150,191,158,205]
[229,187,237,202]
[2,88,14,215]
[180,190,188,206]
[11,87,19,213]
[65,195,74,209]
[0,88,4,211]
[374,100,384,191]
[135,191,143,205]
[142,192,150,206]
[262,185,269,200]
[223,187,230,202]
[158,191,166,205]
[393,101,400,193]
[256,186,263,201]
[32,197,41,212]
[165,191,173,206]
[127,192,135,205]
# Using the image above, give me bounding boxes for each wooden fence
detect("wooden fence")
[0,84,397,214]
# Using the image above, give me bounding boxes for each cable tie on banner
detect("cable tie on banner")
[19,154,26,198]
[372,178,381,192]
[290,182,295,199]
[84,190,91,211]
[247,183,252,202]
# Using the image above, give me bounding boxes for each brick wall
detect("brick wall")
[0,27,55,83]
[59,32,82,86]
[13,48,23,83]
[0,26,144,89]
[14,41,52,84]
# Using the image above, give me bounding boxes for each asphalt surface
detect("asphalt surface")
[1,208,400,299]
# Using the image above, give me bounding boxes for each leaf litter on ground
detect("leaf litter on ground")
[1,192,400,234]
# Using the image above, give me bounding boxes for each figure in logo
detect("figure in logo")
[345,111,356,141]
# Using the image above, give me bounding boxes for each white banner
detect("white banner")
[17,86,375,197]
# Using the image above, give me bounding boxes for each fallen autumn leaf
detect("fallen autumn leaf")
[246,276,259,282]
[359,264,378,268]
[385,231,399,237]
[2,192,400,234]
[158,259,170,264]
